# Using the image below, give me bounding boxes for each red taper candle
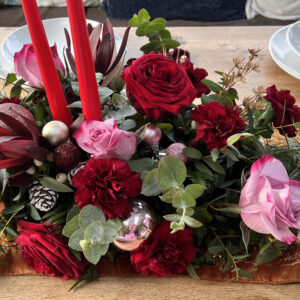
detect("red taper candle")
[21,0,72,126]
[66,0,102,121]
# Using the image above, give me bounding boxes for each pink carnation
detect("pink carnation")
[239,155,300,244]
[73,118,136,160]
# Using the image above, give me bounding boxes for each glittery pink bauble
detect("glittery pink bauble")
[166,143,188,163]
[54,141,81,171]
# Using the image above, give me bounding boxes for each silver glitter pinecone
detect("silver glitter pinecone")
[29,181,58,212]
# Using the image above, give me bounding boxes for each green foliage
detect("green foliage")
[40,177,73,193]
[256,240,282,265]
[62,205,121,265]
[129,9,180,54]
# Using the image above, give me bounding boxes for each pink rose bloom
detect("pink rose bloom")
[73,119,136,160]
[239,155,300,244]
[14,44,65,88]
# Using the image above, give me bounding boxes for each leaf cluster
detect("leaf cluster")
[62,205,122,265]
[129,9,180,54]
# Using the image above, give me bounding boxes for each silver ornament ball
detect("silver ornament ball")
[114,199,157,251]
[42,121,69,146]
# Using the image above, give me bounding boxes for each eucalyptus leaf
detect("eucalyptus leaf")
[160,188,182,203]
[173,190,196,209]
[80,205,106,228]
[185,184,204,199]
[141,168,161,196]
[83,243,109,265]
[66,205,80,223]
[69,228,85,251]
[182,215,203,228]
[157,156,187,192]
[62,215,80,238]
[106,218,122,232]
[84,221,105,243]
[163,214,181,222]
[183,147,202,159]
[176,207,194,217]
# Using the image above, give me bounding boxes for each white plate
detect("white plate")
[286,20,300,58]
[0,18,122,76]
[269,24,300,80]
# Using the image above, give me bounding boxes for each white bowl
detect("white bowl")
[0,17,122,70]
[269,25,300,80]
[286,20,300,57]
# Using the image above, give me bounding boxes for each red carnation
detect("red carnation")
[121,52,197,120]
[168,48,210,98]
[183,61,210,97]
[265,85,300,137]
[130,221,198,277]
[15,221,87,279]
[191,101,246,150]
[72,158,142,219]
[0,97,21,105]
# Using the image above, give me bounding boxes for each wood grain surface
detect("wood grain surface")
[0,26,300,299]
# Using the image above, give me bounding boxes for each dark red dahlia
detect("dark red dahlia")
[130,221,198,277]
[191,101,246,150]
[72,158,142,219]
[265,85,300,137]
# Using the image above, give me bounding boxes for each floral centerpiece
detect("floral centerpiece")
[1,4,300,289]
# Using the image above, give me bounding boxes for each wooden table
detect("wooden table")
[0,26,300,300]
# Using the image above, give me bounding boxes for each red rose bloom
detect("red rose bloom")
[72,158,142,219]
[265,85,300,137]
[191,101,246,150]
[121,52,197,119]
[130,221,198,277]
[0,97,21,105]
[15,221,87,279]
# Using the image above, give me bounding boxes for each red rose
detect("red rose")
[72,158,142,219]
[15,221,87,279]
[265,85,300,137]
[121,52,197,119]
[0,97,21,105]
[191,101,246,150]
[130,221,198,277]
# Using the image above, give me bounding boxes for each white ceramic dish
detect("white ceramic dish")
[0,18,122,76]
[269,24,300,80]
[286,20,300,57]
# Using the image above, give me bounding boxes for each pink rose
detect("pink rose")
[239,155,300,244]
[14,44,65,88]
[73,119,136,160]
